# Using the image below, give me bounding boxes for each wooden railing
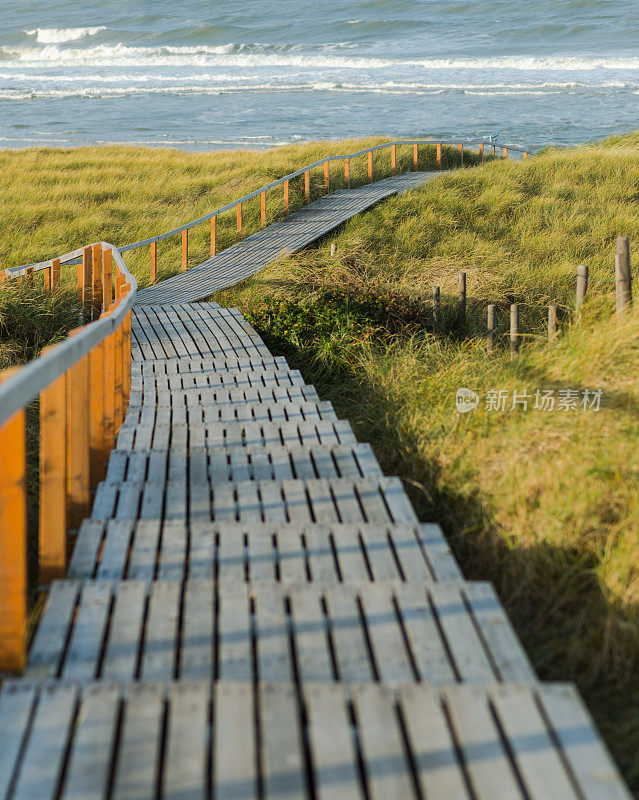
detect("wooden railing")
[0,137,531,672]
[3,138,531,284]
[0,242,136,671]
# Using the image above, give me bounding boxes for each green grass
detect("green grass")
[214,132,639,794]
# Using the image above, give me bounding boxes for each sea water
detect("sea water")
[0,0,637,152]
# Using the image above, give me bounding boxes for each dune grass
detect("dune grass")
[214,133,639,793]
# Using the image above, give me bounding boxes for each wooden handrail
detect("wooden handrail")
[0,242,135,671]
[4,138,532,280]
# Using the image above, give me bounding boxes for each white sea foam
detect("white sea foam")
[3,43,639,71]
[23,27,107,44]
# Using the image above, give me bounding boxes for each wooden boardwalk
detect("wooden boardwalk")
[0,181,631,799]
[135,172,436,306]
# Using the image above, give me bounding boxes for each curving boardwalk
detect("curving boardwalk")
[136,171,436,306]
[0,177,631,799]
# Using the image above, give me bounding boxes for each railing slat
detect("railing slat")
[39,369,67,582]
[210,216,217,257]
[89,340,106,487]
[182,230,188,272]
[92,244,102,319]
[0,403,27,671]
[66,352,90,529]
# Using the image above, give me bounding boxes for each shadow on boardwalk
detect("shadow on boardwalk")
[255,330,639,795]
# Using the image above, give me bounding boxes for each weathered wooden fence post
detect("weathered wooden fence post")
[458,272,466,330]
[576,264,589,317]
[487,304,495,353]
[548,305,558,342]
[432,286,440,330]
[615,236,632,314]
[510,303,520,357]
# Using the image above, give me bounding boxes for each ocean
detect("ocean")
[0,0,638,152]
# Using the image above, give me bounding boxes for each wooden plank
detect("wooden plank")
[141,581,180,679]
[359,524,402,581]
[489,684,580,800]
[96,519,133,579]
[101,581,146,681]
[429,583,496,683]
[11,684,78,800]
[443,684,523,799]
[397,684,469,800]
[62,581,113,682]
[112,684,165,800]
[464,582,536,683]
[325,584,373,683]
[288,584,334,681]
[304,525,344,582]
[180,578,214,680]
[259,684,307,800]
[164,683,209,800]
[253,584,292,682]
[217,584,251,680]
[537,683,633,800]
[305,685,361,800]
[27,581,80,678]
[394,583,457,685]
[351,685,415,800]
[0,683,37,800]
[59,683,121,800]
[213,682,258,800]
[127,519,161,580]
[357,583,415,685]
[67,520,104,578]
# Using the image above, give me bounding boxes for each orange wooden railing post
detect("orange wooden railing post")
[436,144,442,170]
[89,340,106,488]
[66,350,90,528]
[236,204,243,233]
[114,324,124,431]
[44,264,51,291]
[479,143,484,164]
[413,144,418,171]
[0,399,27,672]
[493,145,496,156]
[304,171,310,204]
[39,368,67,583]
[368,151,373,183]
[459,143,463,166]
[81,246,92,321]
[124,310,132,402]
[115,273,125,302]
[150,241,157,285]
[210,216,217,257]
[52,258,60,291]
[92,244,103,320]
[324,162,329,194]
[391,145,396,175]
[182,230,188,271]
[524,151,528,160]
[503,147,508,159]
[260,191,266,226]
[283,181,289,215]
[345,158,350,189]
[103,328,116,454]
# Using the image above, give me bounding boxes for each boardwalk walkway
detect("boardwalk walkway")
[0,177,631,799]
[136,171,436,306]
